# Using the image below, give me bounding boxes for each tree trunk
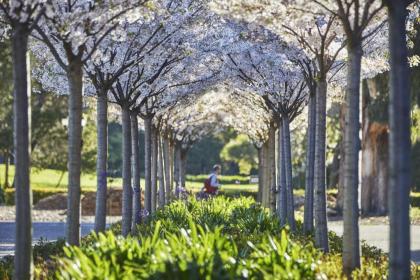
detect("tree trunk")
[314,80,329,251]
[143,117,152,214]
[387,3,412,279]
[336,104,346,212]
[121,106,132,236]
[158,134,165,208]
[260,141,269,207]
[361,79,389,216]
[269,125,277,212]
[163,137,171,204]
[12,26,33,280]
[257,147,263,203]
[94,92,108,233]
[282,116,295,231]
[151,126,158,213]
[277,120,287,226]
[304,92,316,233]
[4,149,9,188]
[66,57,83,246]
[180,149,187,189]
[342,44,362,274]
[174,142,181,198]
[169,140,175,195]
[131,113,141,233]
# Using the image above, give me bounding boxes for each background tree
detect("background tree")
[220,134,258,175]
[32,0,147,245]
[384,0,417,278]
[0,38,13,189]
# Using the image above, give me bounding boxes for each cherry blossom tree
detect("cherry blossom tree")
[217,21,309,230]
[311,0,387,273]
[32,0,148,245]
[158,86,271,196]
[82,3,192,232]
[208,0,346,250]
[0,1,45,278]
[84,25,143,233]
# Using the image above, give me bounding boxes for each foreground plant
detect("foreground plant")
[56,221,319,280]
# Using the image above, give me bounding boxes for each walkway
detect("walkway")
[0,222,96,257]
[329,222,420,263]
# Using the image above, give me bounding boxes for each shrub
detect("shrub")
[56,222,319,280]
[0,238,66,280]
[0,256,13,280]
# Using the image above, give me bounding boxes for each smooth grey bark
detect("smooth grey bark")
[66,58,83,246]
[94,92,108,233]
[282,116,295,231]
[131,113,141,233]
[314,81,329,252]
[304,92,316,233]
[264,142,270,208]
[342,45,362,274]
[180,149,187,189]
[12,27,33,280]
[257,147,263,203]
[387,2,412,279]
[158,134,165,208]
[163,137,171,204]
[121,106,132,237]
[151,126,158,213]
[269,125,277,212]
[4,150,10,188]
[143,117,152,214]
[174,142,181,198]
[336,104,346,212]
[277,121,287,226]
[169,140,175,195]
[260,141,269,207]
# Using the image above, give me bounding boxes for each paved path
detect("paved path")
[0,222,96,257]
[329,222,420,263]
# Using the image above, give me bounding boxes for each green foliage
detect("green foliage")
[107,122,123,176]
[220,134,257,175]
[33,238,66,261]
[0,256,13,280]
[187,135,225,175]
[3,196,418,279]
[57,197,320,279]
[31,93,68,172]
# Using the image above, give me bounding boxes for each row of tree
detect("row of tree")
[0,0,418,279]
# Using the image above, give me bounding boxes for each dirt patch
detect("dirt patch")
[34,193,67,211]
[34,188,144,216]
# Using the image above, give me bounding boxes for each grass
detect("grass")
[0,164,257,192]
[0,164,111,190]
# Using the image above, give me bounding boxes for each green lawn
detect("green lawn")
[0,164,257,192]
